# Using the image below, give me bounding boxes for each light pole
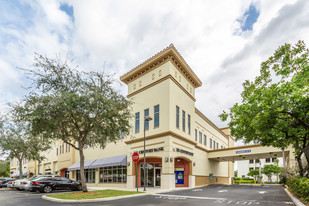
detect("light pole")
[143,116,152,191]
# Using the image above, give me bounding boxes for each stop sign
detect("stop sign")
[132,152,139,163]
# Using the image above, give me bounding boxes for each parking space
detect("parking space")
[150,185,295,206]
[0,185,295,206]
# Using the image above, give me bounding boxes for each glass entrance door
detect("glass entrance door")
[140,163,161,187]
[155,168,161,187]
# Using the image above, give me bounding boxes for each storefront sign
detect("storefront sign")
[236,149,251,154]
[175,168,185,171]
[135,147,164,154]
[173,147,194,156]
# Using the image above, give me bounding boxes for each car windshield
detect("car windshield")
[28,176,41,181]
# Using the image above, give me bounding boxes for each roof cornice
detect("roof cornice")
[120,44,202,88]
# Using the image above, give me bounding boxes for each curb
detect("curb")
[284,185,305,206]
[42,192,149,203]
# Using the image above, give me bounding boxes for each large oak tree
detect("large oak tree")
[220,41,309,177]
[13,55,132,192]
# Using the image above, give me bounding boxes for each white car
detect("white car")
[19,175,60,191]
[13,178,28,190]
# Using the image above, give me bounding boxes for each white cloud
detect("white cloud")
[0,0,308,129]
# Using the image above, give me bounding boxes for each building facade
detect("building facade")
[10,44,234,189]
[237,157,283,182]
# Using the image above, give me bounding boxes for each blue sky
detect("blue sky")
[239,4,260,31]
[0,0,308,133]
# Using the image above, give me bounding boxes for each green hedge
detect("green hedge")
[287,177,309,203]
[234,179,255,184]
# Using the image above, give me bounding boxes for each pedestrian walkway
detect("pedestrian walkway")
[87,186,192,194]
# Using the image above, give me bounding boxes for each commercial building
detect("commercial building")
[237,157,283,182]
[10,44,295,189]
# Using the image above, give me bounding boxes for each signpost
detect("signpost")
[132,152,140,192]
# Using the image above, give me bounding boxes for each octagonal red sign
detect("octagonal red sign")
[132,152,139,163]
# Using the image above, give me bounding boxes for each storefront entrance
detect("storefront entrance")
[140,163,162,187]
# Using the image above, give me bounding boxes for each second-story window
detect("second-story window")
[195,129,197,141]
[217,142,219,149]
[135,112,140,133]
[188,114,191,134]
[154,105,160,127]
[199,132,202,143]
[213,140,216,149]
[204,135,207,145]
[144,109,149,130]
[176,106,180,128]
[56,148,58,156]
[210,138,212,148]
[182,110,186,132]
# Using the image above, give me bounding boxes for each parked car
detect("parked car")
[19,174,60,191]
[7,180,16,188]
[0,178,13,188]
[13,178,29,190]
[30,177,82,193]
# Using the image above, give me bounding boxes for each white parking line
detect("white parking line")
[218,190,228,193]
[192,189,203,191]
[153,194,226,200]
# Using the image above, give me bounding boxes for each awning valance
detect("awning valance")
[68,159,96,171]
[68,155,127,171]
[11,171,27,177]
[89,155,127,169]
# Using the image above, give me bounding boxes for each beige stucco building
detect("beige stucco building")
[10,44,296,189]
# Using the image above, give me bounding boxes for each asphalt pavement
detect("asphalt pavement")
[0,184,295,206]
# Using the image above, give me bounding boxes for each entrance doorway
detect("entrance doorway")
[174,158,190,187]
[140,163,161,187]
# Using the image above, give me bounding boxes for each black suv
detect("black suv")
[30,177,82,193]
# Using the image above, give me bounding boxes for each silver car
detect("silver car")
[13,178,28,190]
[7,180,16,188]
[19,175,60,191]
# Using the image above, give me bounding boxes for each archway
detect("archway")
[174,157,191,187]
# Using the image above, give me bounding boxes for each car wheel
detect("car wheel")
[43,186,53,193]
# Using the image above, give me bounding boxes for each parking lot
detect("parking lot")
[0,184,294,206]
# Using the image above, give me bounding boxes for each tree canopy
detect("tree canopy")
[262,164,281,181]
[0,119,49,179]
[220,40,309,177]
[247,169,259,180]
[13,55,132,191]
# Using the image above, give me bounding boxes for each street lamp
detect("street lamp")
[143,116,152,191]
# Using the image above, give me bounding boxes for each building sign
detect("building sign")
[135,147,164,154]
[236,149,251,154]
[173,147,194,156]
[175,168,185,171]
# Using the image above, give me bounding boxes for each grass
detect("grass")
[47,189,142,200]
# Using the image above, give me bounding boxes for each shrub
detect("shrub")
[287,177,309,203]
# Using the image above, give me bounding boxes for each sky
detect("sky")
[0,0,309,136]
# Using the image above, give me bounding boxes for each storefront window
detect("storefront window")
[76,169,95,183]
[99,166,127,183]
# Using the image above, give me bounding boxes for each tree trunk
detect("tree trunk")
[303,147,309,177]
[18,158,23,179]
[296,152,304,177]
[79,143,87,192]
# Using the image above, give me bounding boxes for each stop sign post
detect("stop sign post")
[132,152,139,192]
